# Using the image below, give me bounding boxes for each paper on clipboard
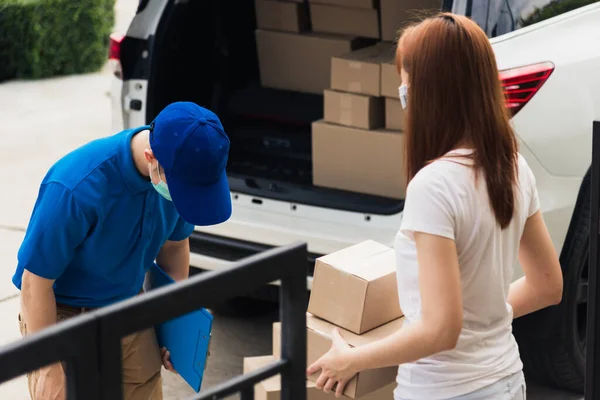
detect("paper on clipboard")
[147,263,213,393]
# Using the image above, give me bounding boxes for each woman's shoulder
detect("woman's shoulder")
[407,160,466,201]
[412,155,472,186]
[516,152,537,184]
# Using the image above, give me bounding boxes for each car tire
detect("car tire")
[513,168,590,393]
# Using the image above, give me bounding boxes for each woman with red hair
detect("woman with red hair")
[308,13,563,400]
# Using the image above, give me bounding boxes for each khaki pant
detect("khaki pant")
[19,305,163,400]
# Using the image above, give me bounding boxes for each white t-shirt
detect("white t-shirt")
[394,149,539,400]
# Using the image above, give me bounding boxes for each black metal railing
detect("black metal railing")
[0,242,308,400]
[587,120,600,400]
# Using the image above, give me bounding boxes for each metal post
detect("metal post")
[98,334,125,400]
[65,330,101,400]
[279,244,308,400]
[587,120,600,400]
[0,313,100,400]
[240,386,255,400]
[0,243,309,400]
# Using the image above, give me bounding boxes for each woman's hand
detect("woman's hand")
[306,328,357,398]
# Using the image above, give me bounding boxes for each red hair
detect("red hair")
[397,13,519,229]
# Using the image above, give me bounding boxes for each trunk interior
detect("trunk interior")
[146,0,403,215]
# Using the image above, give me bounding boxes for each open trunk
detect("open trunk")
[146,0,403,215]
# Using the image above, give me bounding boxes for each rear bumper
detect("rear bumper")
[189,231,321,272]
[188,231,321,289]
[188,192,403,288]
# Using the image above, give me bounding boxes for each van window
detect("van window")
[453,0,600,37]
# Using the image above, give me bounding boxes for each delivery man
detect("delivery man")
[12,102,232,400]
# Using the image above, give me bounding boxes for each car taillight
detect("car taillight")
[499,62,554,116]
[109,33,124,79]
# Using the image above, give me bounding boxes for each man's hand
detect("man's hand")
[161,347,177,374]
[35,364,65,400]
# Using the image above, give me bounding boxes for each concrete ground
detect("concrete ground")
[0,0,587,399]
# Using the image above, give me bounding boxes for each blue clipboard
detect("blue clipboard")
[147,263,213,393]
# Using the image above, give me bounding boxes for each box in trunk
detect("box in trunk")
[331,42,396,97]
[310,4,380,39]
[309,0,378,8]
[324,89,384,130]
[254,0,309,33]
[256,30,371,94]
[312,120,407,199]
[380,60,402,99]
[385,97,405,130]
[380,0,443,41]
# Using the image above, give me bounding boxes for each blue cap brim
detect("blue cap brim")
[167,170,232,226]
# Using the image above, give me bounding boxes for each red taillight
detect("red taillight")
[109,33,124,60]
[499,62,554,116]
[109,33,124,79]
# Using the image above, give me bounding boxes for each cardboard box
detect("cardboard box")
[256,30,370,94]
[380,61,401,99]
[324,90,384,130]
[270,318,401,399]
[307,314,404,398]
[272,321,281,357]
[312,120,407,199]
[311,4,380,39]
[331,42,395,97]
[385,98,404,130]
[309,0,377,8]
[380,0,442,41]
[308,240,402,333]
[255,0,309,33]
[244,355,396,399]
[243,355,328,400]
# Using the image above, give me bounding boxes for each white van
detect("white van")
[110,0,600,393]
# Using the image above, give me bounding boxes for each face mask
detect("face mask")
[150,163,172,201]
[399,84,408,110]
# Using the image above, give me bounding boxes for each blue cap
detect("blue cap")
[149,102,232,226]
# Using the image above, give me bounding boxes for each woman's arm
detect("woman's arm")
[508,211,563,318]
[308,232,463,396]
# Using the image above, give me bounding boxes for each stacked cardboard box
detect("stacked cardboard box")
[244,355,397,399]
[244,240,404,399]
[309,0,380,39]
[312,42,407,199]
[380,55,404,132]
[380,0,443,41]
[254,0,374,95]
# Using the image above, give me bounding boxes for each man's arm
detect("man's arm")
[21,272,57,334]
[155,230,192,374]
[17,182,92,327]
[157,216,194,281]
[17,183,92,399]
[21,272,66,400]
[156,238,190,282]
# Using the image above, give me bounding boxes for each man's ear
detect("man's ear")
[144,149,155,163]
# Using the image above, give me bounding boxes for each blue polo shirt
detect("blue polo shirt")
[12,126,195,308]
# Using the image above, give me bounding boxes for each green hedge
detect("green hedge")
[0,0,115,82]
